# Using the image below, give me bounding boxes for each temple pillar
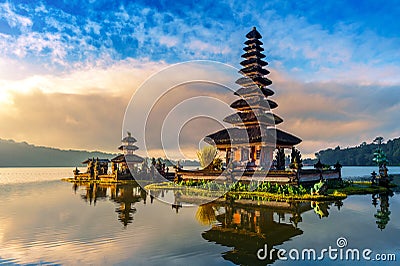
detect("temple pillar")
[225,148,232,165]
[260,146,273,168]
[241,147,249,162]
[276,147,285,170]
[250,146,256,161]
[234,148,241,161]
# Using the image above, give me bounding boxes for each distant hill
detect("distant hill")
[8,136,398,168]
[0,139,116,167]
[314,137,400,166]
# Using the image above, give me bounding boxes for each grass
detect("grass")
[328,184,389,195]
[145,181,347,202]
[145,178,396,203]
[145,182,186,190]
[65,177,396,203]
[224,190,347,201]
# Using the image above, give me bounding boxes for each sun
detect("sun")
[0,90,12,106]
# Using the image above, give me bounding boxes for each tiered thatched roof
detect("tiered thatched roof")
[82,158,110,164]
[112,132,143,164]
[205,126,301,147]
[230,98,277,110]
[111,154,144,163]
[118,145,139,151]
[121,132,137,143]
[206,27,302,148]
[223,112,283,126]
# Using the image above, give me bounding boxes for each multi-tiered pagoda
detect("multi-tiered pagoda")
[111,132,144,174]
[206,27,302,169]
[74,132,144,181]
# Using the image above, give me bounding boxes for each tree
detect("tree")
[373,136,384,146]
[315,136,400,166]
[290,147,303,169]
[196,145,222,171]
[373,136,388,167]
[373,149,388,167]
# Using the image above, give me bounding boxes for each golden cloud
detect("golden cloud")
[1,60,399,159]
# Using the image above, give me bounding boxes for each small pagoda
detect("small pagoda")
[206,27,302,170]
[111,132,144,179]
[74,132,144,181]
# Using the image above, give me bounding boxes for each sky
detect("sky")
[0,0,400,158]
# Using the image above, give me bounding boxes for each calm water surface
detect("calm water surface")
[0,167,399,265]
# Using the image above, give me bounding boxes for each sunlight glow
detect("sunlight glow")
[0,89,12,105]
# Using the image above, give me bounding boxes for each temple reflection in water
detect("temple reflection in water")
[69,183,393,265]
[73,182,147,227]
[199,200,310,265]
[177,191,343,265]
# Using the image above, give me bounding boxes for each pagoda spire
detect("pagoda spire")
[223,26,280,128]
[119,131,139,155]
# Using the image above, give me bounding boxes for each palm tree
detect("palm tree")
[373,136,388,167]
[373,136,384,146]
[196,145,221,170]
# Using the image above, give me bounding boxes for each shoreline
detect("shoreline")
[61,174,400,203]
[144,182,394,202]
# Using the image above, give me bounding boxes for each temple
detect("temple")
[73,132,144,181]
[110,132,144,179]
[205,27,302,170]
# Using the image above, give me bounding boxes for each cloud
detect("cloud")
[122,61,240,159]
[84,19,101,35]
[0,59,167,152]
[1,57,399,159]
[12,32,67,64]
[1,0,400,159]
[0,2,32,29]
[0,0,398,86]
[0,57,165,94]
[0,89,127,152]
[270,70,400,156]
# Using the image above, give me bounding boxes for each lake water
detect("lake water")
[0,167,399,265]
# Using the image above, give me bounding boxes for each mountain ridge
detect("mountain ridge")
[2,137,399,167]
[0,138,116,167]
[312,137,400,166]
